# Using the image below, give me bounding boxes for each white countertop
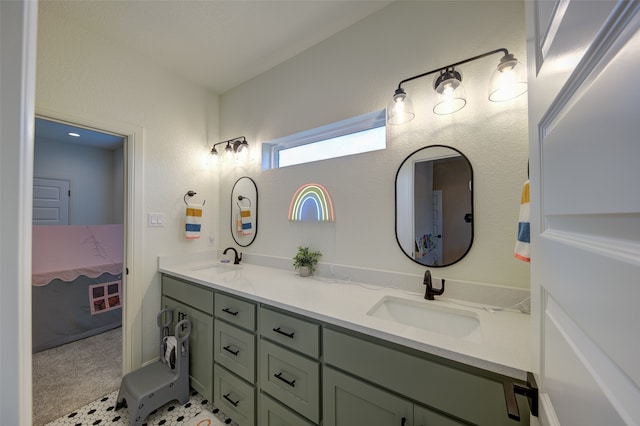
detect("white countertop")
[159,260,531,380]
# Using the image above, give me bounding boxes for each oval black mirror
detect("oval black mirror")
[230,176,258,247]
[395,145,473,267]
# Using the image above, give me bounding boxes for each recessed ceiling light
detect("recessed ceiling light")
[68,132,80,137]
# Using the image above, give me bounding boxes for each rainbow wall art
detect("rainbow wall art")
[288,183,335,222]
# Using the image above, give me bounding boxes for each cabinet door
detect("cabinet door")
[413,405,465,426]
[323,367,412,426]
[162,296,213,399]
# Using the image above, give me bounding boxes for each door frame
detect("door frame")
[35,107,144,376]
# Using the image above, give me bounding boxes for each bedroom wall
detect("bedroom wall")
[36,5,220,362]
[33,139,122,225]
[219,1,530,289]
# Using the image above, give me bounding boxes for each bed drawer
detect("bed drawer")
[215,292,256,331]
[259,339,320,423]
[162,275,213,314]
[259,307,319,358]
[213,364,256,426]
[214,319,256,383]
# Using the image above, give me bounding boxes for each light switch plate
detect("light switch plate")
[148,213,165,227]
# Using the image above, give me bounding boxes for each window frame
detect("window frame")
[261,109,386,169]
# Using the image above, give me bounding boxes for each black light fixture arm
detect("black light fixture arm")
[211,136,249,156]
[394,48,510,91]
[212,136,247,150]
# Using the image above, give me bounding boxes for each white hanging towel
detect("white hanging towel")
[514,180,530,262]
[185,204,203,239]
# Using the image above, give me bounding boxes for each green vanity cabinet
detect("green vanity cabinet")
[213,292,258,426]
[414,404,466,426]
[160,275,214,400]
[323,366,413,426]
[258,306,321,424]
[160,274,528,426]
[258,393,315,426]
[323,328,529,425]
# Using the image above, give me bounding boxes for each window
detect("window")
[89,280,122,315]
[262,110,386,169]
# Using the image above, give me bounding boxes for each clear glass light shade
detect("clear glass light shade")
[387,89,415,125]
[235,141,250,162]
[209,147,220,168]
[433,74,467,115]
[224,143,234,162]
[489,55,528,102]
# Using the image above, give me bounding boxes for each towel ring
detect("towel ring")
[237,195,251,208]
[184,190,206,206]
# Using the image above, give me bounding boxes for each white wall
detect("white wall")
[36,5,220,362]
[219,1,530,291]
[34,139,122,225]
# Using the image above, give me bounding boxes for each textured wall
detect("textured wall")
[219,1,530,290]
[36,5,220,362]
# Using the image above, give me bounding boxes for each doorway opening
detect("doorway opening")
[31,116,125,425]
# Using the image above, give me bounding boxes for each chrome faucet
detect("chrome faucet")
[423,269,445,300]
[223,247,242,265]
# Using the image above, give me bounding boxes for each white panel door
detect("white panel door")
[33,177,70,225]
[526,1,640,425]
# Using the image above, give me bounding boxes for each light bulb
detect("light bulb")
[387,88,415,124]
[489,54,527,102]
[433,70,466,115]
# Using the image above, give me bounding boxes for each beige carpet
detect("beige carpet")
[32,327,122,426]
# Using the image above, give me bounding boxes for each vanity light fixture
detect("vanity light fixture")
[210,136,250,164]
[387,48,527,124]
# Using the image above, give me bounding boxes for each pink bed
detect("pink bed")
[32,224,123,352]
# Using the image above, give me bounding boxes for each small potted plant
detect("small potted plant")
[293,246,322,277]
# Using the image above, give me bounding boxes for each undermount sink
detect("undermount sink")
[367,296,481,343]
[189,263,241,272]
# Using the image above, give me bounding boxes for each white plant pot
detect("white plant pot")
[299,266,311,277]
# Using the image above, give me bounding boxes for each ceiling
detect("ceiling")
[39,0,393,94]
[37,1,393,148]
[35,118,125,150]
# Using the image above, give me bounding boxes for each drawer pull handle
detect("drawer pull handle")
[272,327,295,339]
[223,345,239,356]
[223,393,239,407]
[274,372,296,387]
[222,307,239,316]
[401,418,406,426]
[502,371,539,421]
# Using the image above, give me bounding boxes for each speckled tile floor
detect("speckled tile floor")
[44,390,235,426]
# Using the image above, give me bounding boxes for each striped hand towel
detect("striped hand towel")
[514,180,530,262]
[185,205,203,239]
[240,206,253,236]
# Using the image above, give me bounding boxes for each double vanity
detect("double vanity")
[159,257,531,425]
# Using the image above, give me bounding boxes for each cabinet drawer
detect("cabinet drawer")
[214,319,256,383]
[323,328,528,426]
[259,340,320,423]
[162,275,213,314]
[259,393,315,426]
[213,364,256,426]
[259,307,319,358]
[215,292,256,331]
